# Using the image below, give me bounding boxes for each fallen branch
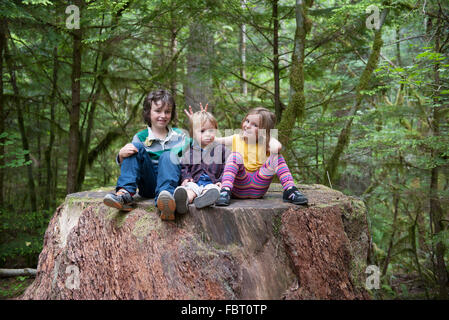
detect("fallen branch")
[0,268,37,278]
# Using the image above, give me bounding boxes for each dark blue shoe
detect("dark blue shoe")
[283,186,308,205]
[103,189,135,211]
[215,189,231,206]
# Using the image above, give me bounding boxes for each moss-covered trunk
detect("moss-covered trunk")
[429,6,448,300]
[324,9,388,184]
[278,0,310,155]
[0,18,5,207]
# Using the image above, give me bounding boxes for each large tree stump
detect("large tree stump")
[21,184,371,300]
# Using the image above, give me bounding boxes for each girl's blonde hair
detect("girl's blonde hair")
[241,107,276,153]
[189,111,218,137]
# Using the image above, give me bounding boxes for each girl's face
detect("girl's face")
[150,101,172,130]
[193,120,217,148]
[242,114,260,143]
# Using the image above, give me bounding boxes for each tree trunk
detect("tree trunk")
[76,25,105,191]
[76,6,128,190]
[394,28,404,106]
[0,18,5,207]
[44,47,58,211]
[240,0,247,96]
[382,180,399,276]
[324,9,388,184]
[67,0,83,194]
[4,28,37,212]
[184,22,214,112]
[36,101,42,187]
[278,0,309,151]
[272,0,281,122]
[170,26,178,98]
[429,5,448,299]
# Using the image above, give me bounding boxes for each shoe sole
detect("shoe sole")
[157,192,176,220]
[103,196,134,212]
[283,199,308,206]
[174,188,189,214]
[194,188,220,209]
[215,198,230,206]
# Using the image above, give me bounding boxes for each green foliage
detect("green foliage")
[0,276,35,299]
[0,209,50,267]
[0,0,448,299]
[0,132,33,169]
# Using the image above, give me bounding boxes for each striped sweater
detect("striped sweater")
[117,126,191,166]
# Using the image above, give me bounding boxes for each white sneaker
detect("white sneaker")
[173,186,189,214]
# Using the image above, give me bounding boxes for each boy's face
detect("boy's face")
[150,101,172,130]
[193,120,217,148]
[242,114,260,143]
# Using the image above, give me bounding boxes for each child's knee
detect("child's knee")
[132,142,146,153]
[229,152,244,164]
[159,150,180,166]
[267,153,286,170]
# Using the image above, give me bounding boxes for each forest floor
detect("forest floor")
[0,276,35,300]
[388,273,433,299]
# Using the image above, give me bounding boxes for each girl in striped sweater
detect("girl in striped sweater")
[215,107,308,206]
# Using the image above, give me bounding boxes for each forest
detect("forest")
[0,0,448,299]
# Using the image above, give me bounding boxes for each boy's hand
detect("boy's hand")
[181,178,193,186]
[119,143,138,163]
[183,103,208,120]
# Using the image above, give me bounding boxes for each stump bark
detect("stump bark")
[21,184,371,300]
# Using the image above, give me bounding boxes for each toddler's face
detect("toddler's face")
[242,114,260,143]
[193,120,217,148]
[150,101,172,130]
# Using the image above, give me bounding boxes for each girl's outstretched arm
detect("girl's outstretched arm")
[269,137,282,154]
[214,135,234,147]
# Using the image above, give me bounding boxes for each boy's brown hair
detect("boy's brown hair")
[142,89,176,126]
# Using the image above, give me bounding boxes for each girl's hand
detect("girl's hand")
[268,138,282,154]
[183,103,208,120]
[182,178,193,186]
[215,182,222,188]
[119,143,138,163]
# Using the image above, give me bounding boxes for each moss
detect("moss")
[103,207,129,228]
[64,197,99,215]
[132,214,161,241]
[66,196,98,208]
[349,256,369,294]
[348,198,368,222]
[181,234,221,259]
[316,202,341,209]
[140,204,156,212]
[342,198,373,298]
[272,213,283,239]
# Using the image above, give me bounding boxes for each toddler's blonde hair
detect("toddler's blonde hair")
[189,111,218,137]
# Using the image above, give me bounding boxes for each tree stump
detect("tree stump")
[21,184,371,300]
